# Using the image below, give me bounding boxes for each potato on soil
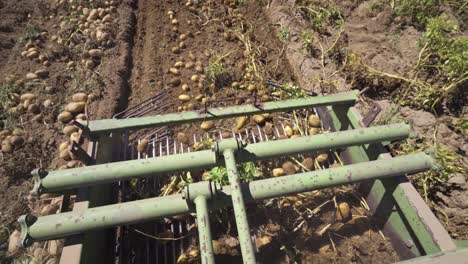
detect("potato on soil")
[8,230,21,253]
[40,202,59,216]
[57,111,73,123]
[309,127,319,135]
[178,94,190,102]
[20,93,36,101]
[284,125,294,137]
[137,139,149,153]
[65,102,86,114]
[282,161,296,175]
[200,120,214,131]
[70,132,81,144]
[170,77,181,86]
[335,202,351,222]
[59,141,70,151]
[255,236,272,249]
[1,140,13,153]
[63,125,79,136]
[72,93,88,102]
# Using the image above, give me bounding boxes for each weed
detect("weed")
[11,256,29,264]
[277,25,290,43]
[393,0,442,28]
[296,0,344,33]
[301,30,316,55]
[0,82,16,112]
[273,82,307,99]
[18,24,41,43]
[369,0,386,15]
[207,162,261,186]
[418,15,468,80]
[395,139,464,202]
[205,60,230,88]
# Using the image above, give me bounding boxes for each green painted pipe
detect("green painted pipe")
[194,196,215,264]
[19,152,436,247]
[34,123,413,194]
[224,149,256,264]
[83,90,359,136]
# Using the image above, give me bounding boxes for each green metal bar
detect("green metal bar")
[19,152,436,246]
[344,107,455,255]
[224,149,256,264]
[34,123,412,194]
[194,196,215,264]
[83,90,359,136]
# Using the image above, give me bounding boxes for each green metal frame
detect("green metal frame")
[16,92,457,263]
[81,90,359,137]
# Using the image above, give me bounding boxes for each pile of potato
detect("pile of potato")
[56,92,90,167]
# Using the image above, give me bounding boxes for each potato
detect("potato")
[185,61,194,69]
[137,139,149,153]
[171,19,179,25]
[179,34,187,41]
[20,93,36,101]
[177,132,190,144]
[200,121,214,131]
[308,115,321,127]
[48,240,63,256]
[195,65,204,73]
[252,115,265,125]
[63,125,79,137]
[302,157,314,170]
[178,94,190,102]
[70,132,81,144]
[282,161,296,175]
[65,102,86,113]
[169,77,181,86]
[67,160,80,168]
[88,49,102,58]
[35,69,49,78]
[272,168,284,177]
[181,84,190,92]
[59,149,71,160]
[67,61,76,68]
[316,153,328,163]
[236,116,248,130]
[57,111,73,123]
[169,67,180,75]
[1,140,13,153]
[28,103,40,114]
[59,141,69,151]
[179,42,186,49]
[309,127,319,135]
[40,203,59,216]
[43,99,52,108]
[72,93,88,102]
[255,236,272,249]
[284,125,293,137]
[26,72,38,80]
[335,202,351,222]
[7,230,21,254]
[190,75,199,82]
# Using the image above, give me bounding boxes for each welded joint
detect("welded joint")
[182,181,223,203]
[18,214,37,247]
[30,168,48,196]
[212,138,247,163]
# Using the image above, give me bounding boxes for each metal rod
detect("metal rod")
[33,123,413,194]
[82,90,359,136]
[19,152,437,246]
[224,150,256,264]
[194,196,215,264]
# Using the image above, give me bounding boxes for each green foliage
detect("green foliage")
[207,162,261,186]
[0,82,15,112]
[394,0,442,27]
[205,61,230,88]
[281,83,307,99]
[296,0,344,33]
[396,140,464,202]
[19,24,41,43]
[419,15,468,80]
[301,30,315,55]
[277,25,290,43]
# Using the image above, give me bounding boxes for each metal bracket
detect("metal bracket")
[182,181,222,203]
[199,93,263,114]
[70,141,95,165]
[360,102,382,127]
[18,214,37,247]
[30,168,48,196]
